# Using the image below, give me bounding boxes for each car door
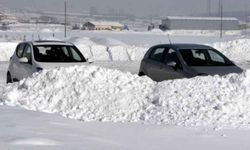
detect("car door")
[145,46,167,81]
[18,44,35,80]
[158,48,185,80]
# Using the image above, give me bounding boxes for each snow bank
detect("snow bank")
[0,42,18,61]
[90,37,127,47]
[0,38,250,64]
[212,39,250,63]
[1,66,155,122]
[1,65,250,129]
[149,72,250,128]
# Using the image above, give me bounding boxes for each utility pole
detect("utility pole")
[207,0,211,16]
[219,0,223,38]
[64,0,67,38]
[245,0,248,31]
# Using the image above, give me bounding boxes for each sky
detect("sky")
[0,0,249,17]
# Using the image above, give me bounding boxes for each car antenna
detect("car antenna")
[167,33,172,45]
[38,34,41,41]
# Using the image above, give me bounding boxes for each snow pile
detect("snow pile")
[148,72,250,128]
[68,37,148,61]
[90,37,127,47]
[68,37,96,59]
[0,42,18,61]
[1,66,155,122]
[212,39,250,62]
[0,38,250,63]
[1,65,250,129]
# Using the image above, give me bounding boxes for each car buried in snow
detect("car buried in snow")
[139,44,243,82]
[7,40,93,83]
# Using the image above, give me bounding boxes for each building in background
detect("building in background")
[0,13,17,24]
[0,13,18,30]
[83,21,123,31]
[160,16,240,31]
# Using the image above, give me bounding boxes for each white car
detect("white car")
[7,40,91,83]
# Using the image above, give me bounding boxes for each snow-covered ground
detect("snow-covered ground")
[1,29,250,149]
[3,106,250,150]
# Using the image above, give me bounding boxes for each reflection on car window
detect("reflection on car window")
[180,49,234,66]
[23,44,32,62]
[16,44,26,58]
[164,49,182,69]
[33,45,86,62]
[164,49,178,63]
[208,50,225,63]
[150,47,165,62]
[192,50,206,60]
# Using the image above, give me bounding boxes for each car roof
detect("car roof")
[21,40,74,46]
[153,43,213,50]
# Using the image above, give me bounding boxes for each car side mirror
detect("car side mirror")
[19,57,29,63]
[167,61,177,67]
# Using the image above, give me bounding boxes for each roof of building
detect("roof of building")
[88,21,123,27]
[165,16,238,21]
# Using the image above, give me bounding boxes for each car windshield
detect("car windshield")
[33,45,86,62]
[180,49,234,66]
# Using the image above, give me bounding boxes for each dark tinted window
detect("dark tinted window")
[164,49,182,68]
[164,49,179,63]
[180,49,234,66]
[149,47,165,62]
[16,43,26,58]
[33,45,86,62]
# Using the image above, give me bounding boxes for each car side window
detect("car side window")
[149,47,165,62]
[208,50,225,63]
[164,49,182,68]
[22,44,32,63]
[16,43,26,58]
[164,49,178,63]
[69,47,82,61]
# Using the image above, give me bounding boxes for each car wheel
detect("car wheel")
[7,72,13,84]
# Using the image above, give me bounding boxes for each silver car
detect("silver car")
[7,40,91,83]
[139,44,243,82]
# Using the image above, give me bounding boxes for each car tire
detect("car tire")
[7,72,13,84]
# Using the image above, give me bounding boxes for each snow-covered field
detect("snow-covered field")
[1,29,250,149]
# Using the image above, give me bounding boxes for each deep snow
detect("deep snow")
[1,29,250,149]
[1,65,250,129]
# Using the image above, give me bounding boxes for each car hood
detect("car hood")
[35,62,88,70]
[189,66,243,76]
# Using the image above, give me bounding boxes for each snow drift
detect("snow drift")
[1,65,250,129]
[1,38,250,63]
[212,39,250,63]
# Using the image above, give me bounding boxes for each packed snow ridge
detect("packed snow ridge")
[1,38,250,63]
[1,65,250,129]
